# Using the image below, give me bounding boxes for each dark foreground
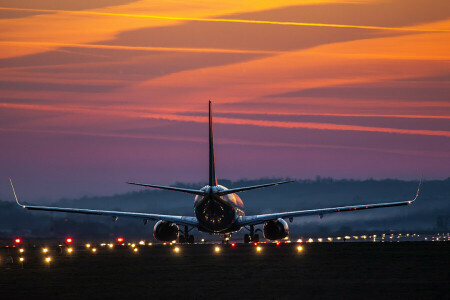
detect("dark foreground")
[1,242,448,299]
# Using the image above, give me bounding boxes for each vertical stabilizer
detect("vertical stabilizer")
[209,100,217,186]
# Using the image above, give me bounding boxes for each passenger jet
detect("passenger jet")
[10,101,420,243]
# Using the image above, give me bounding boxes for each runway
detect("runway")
[1,241,448,299]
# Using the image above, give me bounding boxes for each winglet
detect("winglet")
[9,178,25,208]
[409,178,422,204]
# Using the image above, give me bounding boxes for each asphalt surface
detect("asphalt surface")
[1,242,448,299]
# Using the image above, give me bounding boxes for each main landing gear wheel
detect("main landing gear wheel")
[244,234,251,243]
[221,234,231,244]
[179,226,194,244]
[244,225,260,243]
[187,235,194,244]
[253,234,260,243]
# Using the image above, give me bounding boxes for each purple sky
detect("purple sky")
[0,0,449,201]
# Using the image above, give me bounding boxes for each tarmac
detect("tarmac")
[1,241,448,299]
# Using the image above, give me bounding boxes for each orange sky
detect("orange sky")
[0,0,449,200]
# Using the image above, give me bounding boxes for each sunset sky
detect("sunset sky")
[1,0,449,201]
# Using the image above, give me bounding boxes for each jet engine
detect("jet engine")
[263,218,289,240]
[153,220,179,242]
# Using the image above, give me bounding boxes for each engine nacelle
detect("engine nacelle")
[153,220,179,242]
[263,218,289,240]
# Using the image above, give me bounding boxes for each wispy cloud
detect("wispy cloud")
[2,103,449,138]
[0,41,279,55]
[1,7,448,33]
[1,127,447,158]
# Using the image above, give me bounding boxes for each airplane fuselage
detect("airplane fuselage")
[194,185,244,234]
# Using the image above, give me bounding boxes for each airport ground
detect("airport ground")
[0,241,448,299]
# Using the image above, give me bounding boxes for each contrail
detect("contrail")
[2,103,449,138]
[0,7,448,33]
[0,41,278,55]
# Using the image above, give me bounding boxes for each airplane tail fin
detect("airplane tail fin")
[209,100,217,186]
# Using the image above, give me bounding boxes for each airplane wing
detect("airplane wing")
[10,179,198,227]
[238,181,421,227]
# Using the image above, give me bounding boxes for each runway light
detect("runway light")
[85,243,91,248]
[19,257,25,262]
[67,247,73,254]
[42,248,48,253]
[139,240,145,245]
[66,237,73,244]
[19,248,25,253]
[214,246,221,253]
[297,246,303,252]
[131,243,136,248]
[14,238,22,244]
[91,248,97,253]
[201,239,205,243]
[133,248,139,253]
[116,237,124,243]
[45,257,52,263]
[256,246,262,252]
[173,247,180,253]
[108,244,114,249]
[231,243,236,247]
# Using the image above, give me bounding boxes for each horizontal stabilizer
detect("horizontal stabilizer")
[217,180,294,196]
[127,182,206,196]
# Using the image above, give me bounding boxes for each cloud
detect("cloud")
[2,102,449,138]
[1,6,448,32]
[0,41,280,55]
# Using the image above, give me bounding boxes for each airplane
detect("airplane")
[9,101,420,244]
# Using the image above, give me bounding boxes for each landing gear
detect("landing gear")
[244,225,260,243]
[178,226,194,244]
[187,234,194,244]
[253,234,260,243]
[244,234,251,243]
[221,234,231,244]
[179,235,186,243]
